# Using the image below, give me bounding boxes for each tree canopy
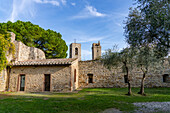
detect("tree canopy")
[124,0,169,58]
[0,20,68,59]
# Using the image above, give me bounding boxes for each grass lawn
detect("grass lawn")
[0,88,170,113]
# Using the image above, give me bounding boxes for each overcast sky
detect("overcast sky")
[0,0,135,60]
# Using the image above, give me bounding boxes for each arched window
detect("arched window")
[75,48,78,55]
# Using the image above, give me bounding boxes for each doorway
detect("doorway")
[20,75,25,91]
[44,74,51,91]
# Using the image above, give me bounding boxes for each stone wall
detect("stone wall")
[17,42,45,61]
[1,32,47,92]
[78,60,170,88]
[1,32,169,92]
[7,32,46,62]
[9,65,72,92]
[0,69,7,91]
[71,59,79,90]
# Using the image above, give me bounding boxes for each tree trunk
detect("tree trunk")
[138,72,146,95]
[127,81,132,95]
[124,62,132,95]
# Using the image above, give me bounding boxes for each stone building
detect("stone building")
[0,33,169,92]
[0,33,78,92]
[92,41,101,60]
[69,43,81,61]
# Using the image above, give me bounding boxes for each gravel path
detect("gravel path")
[101,102,170,113]
[133,102,170,113]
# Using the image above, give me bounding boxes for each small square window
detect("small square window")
[88,74,93,83]
[163,74,169,83]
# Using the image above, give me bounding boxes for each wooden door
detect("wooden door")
[44,74,50,91]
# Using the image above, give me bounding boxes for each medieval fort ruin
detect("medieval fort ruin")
[0,32,169,92]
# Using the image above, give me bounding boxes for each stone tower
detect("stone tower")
[92,41,101,60]
[69,43,81,61]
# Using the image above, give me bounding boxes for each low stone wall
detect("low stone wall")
[9,65,72,92]
[78,60,170,88]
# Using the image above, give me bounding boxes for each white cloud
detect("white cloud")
[71,2,76,6]
[86,5,105,17]
[71,5,106,19]
[34,0,60,6]
[34,0,67,6]
[8,0,67,22]
[9,0,35,22]
[61,0,66,5]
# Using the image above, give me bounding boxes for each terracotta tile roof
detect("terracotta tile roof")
[12,58,77,66]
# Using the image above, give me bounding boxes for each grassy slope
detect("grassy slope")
[0,88,170,113]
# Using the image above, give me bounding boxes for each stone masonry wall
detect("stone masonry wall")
[1,32,47,92]
[69,43,81,61]
[7,32,46,62]
[17,42,45,61]
[0,69,7,91]
[92,42,101,60]
[9,65,72,92]
[78,60,170,88]
[71,59,79,90]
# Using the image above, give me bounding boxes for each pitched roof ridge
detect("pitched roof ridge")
[13,58,78,66]
[16,58,77,62]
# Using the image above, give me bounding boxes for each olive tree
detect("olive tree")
[102,46,136,95]
[135,45,164,95]
[125,0,169,58]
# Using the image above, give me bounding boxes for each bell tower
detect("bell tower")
[92,41,101,60]
[69,43,81,61]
